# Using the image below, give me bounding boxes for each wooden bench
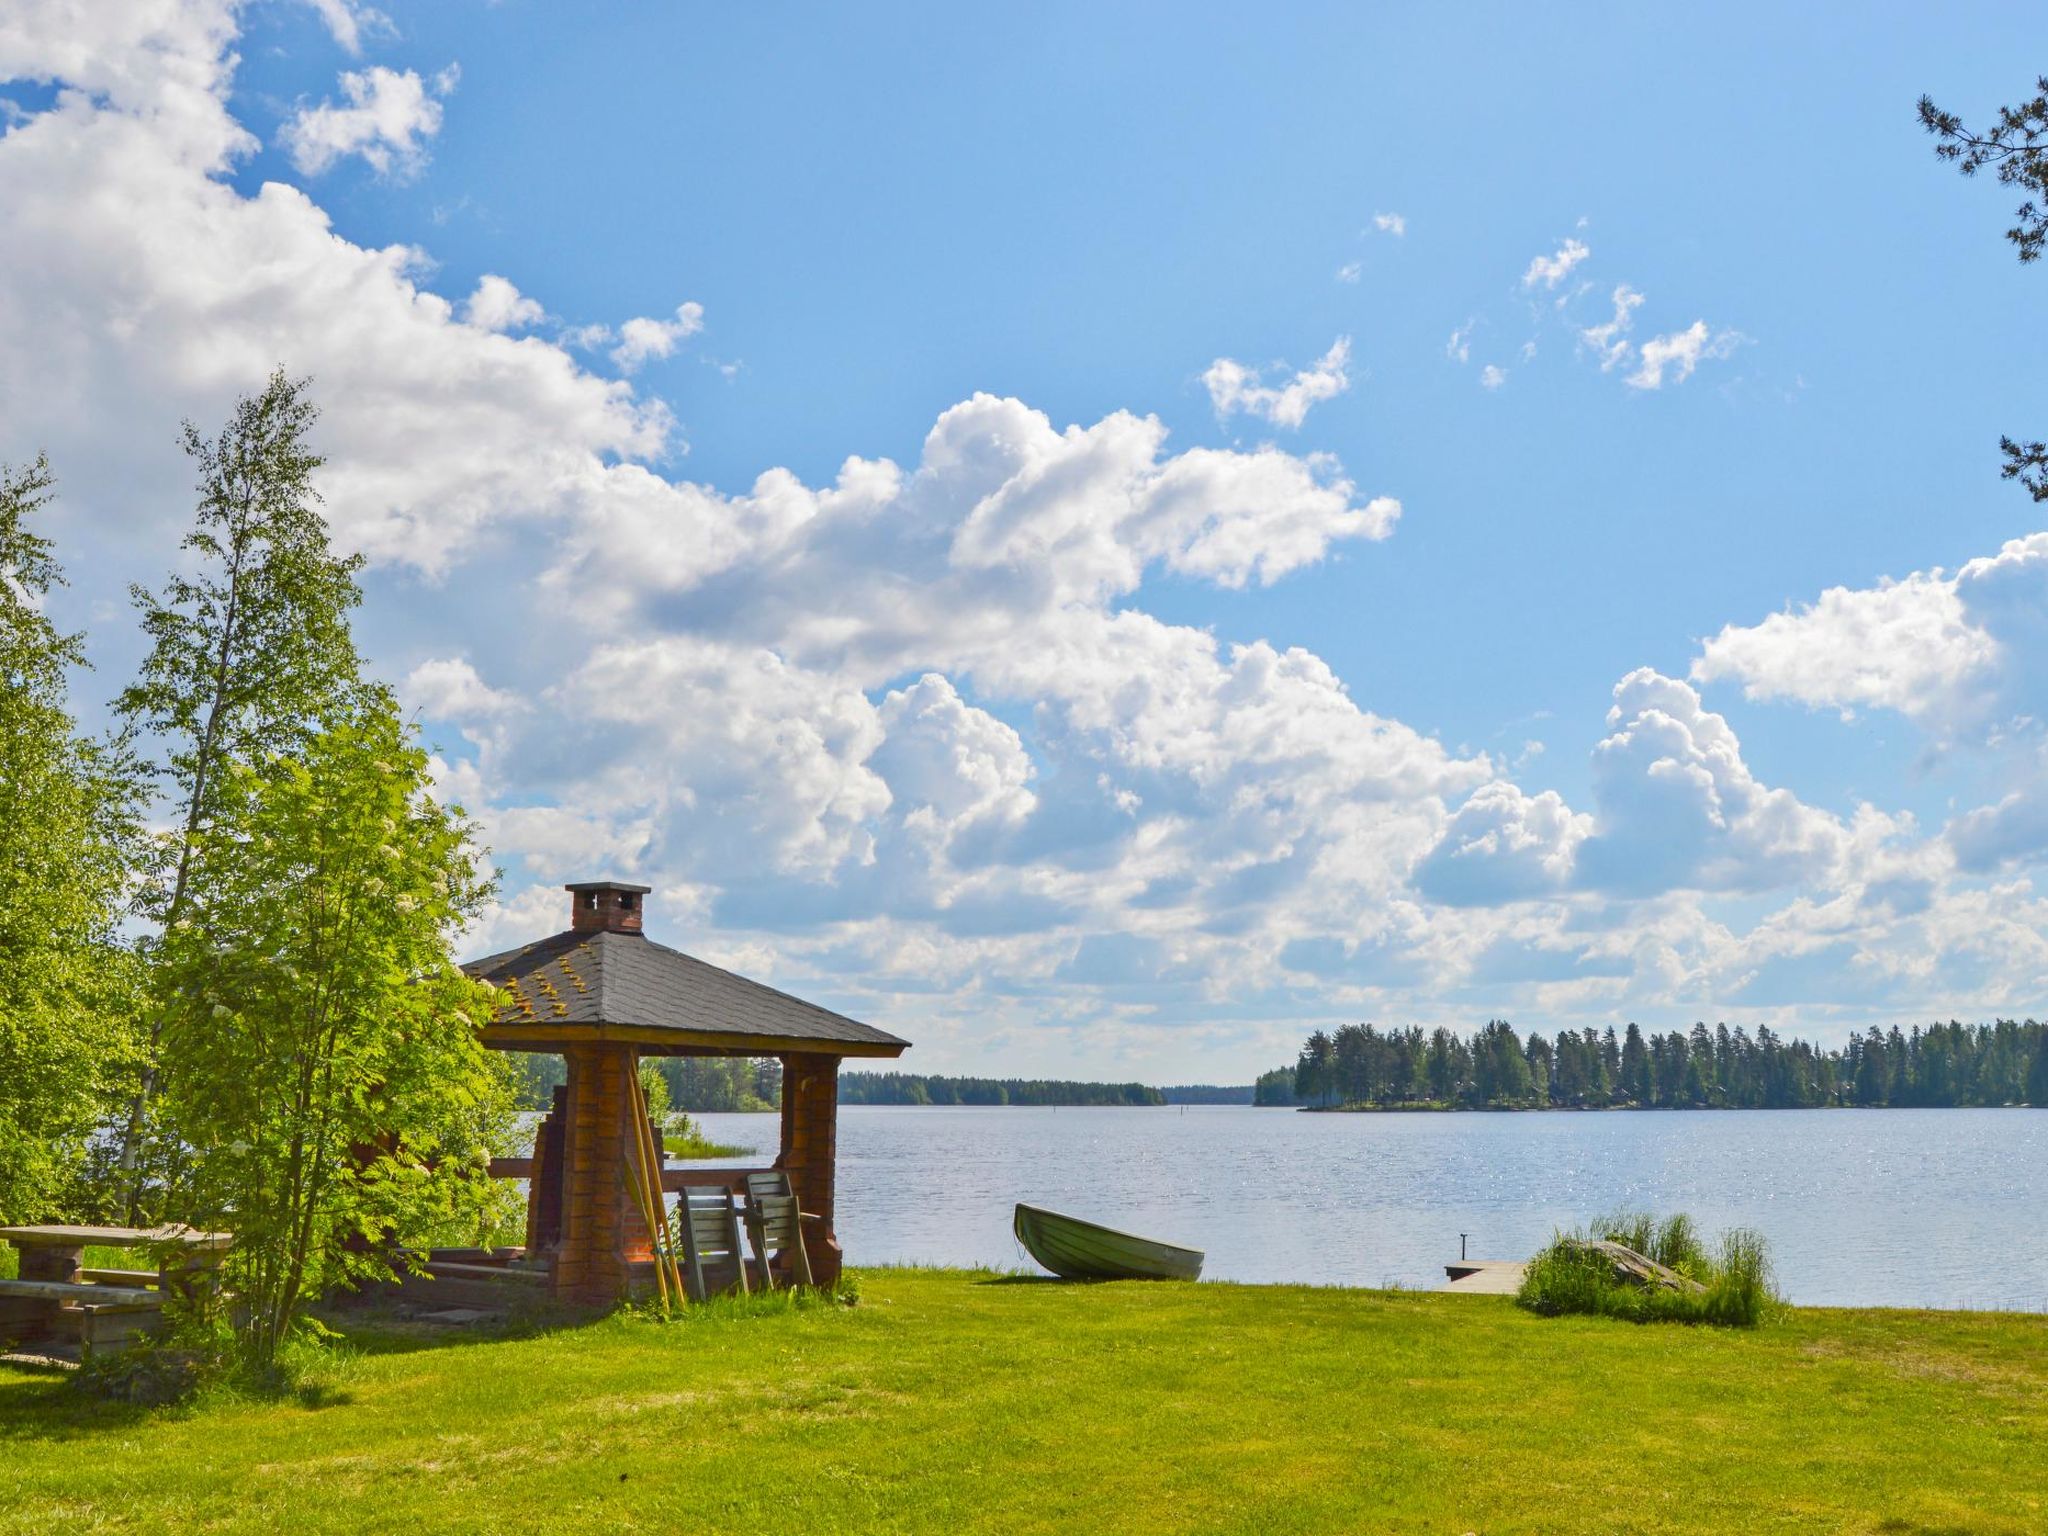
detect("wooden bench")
[0,1224,229,1351]
[0,1279,164,1349]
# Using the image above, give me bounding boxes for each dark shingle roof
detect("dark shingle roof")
[463,929,908,1055]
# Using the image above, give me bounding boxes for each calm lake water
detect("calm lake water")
[675,1104,2048,1309]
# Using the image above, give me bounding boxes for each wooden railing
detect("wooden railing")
[487,1156,779,1196]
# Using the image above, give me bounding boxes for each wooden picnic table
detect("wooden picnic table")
[0,1223,230,1285]
[0,1225,232,1349]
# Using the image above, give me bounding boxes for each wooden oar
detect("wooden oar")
[619,1064,673,1312]
[624,1063,685,1305]
[620,1089,671,1312]
[638,1069,686,1303]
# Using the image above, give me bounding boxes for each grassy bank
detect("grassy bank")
[3,1270,2045,1533]
[662,1127,754,1159]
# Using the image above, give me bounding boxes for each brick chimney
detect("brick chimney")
[566,880,650,935]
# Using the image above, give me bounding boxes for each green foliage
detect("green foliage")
[1702,1229,1779,1329]
[1919,77,2048,265]
[1517,1214,1782,1328]
[637,1059,677,1130]
[155,689,520,1368]
[1919,78,2048,498]
[118,371,365,830]
[1158,1084,1256,1105]
[658,1055,780,1112]
[633,1066,752,1156]
[71,1300,244,1407]
[117,371,368,1214]
[1594,1210,1708,1275]
[516,1057,752,1157]
[517,1052,782,1113]
[72,1336,224,1409]
[0,455,144,1222]
[662,1116,753,1159]
[1252,1066,1301,1106]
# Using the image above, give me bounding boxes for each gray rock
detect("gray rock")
[1560,1238,1707,1294]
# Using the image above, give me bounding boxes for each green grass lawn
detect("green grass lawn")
[3,1269,2044,1534]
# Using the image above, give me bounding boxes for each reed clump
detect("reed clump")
[1516,1209,1782,1327]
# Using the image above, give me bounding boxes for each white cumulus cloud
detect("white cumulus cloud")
[1203,337,1352,430]
[1693,533,2048,739]
[1414,781,1588,906]
[1521,237,1589,290]
[300,0,389,55]
[1372,212,1406,236]
[1578,284,1643,370]
[462,273,544,332]
[1626,319,1739,389]
[611,301,706,372]
[1416,671,1855,904]
[279,63,456,179]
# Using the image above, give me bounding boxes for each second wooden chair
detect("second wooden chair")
[673,1187,750,1302]
[741,1171,815,1290]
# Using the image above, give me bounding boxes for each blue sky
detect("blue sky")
[5,1,2048,1079]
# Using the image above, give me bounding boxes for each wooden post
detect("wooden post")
[777,1053,842,1286]
[525,1084,567,1259]
[551,1044,653,1307]
[17,1243,82,1286]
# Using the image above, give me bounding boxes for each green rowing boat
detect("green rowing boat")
[1013,1203,1204,1281]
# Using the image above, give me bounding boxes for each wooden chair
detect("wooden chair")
[673,1188,750,1302]
[741,1172,814,1290]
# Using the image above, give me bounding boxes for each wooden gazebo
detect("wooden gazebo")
[466,881,908,1306]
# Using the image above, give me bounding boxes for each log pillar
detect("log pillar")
[525,1084,568,1259]
[17,1244,82,1285]
[777,1052,842,1286]
[551,1043,654,1308]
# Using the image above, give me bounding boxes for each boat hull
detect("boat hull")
[1013,1203,1204,1281]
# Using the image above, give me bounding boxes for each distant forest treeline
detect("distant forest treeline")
[838,1073,1164,1107]
[1158,1084,1257,1105]
[516,1054,782,1113]
[513,1061,1212,1110]
[1270,1019,2048,1110]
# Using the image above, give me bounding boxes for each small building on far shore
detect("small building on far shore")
[465,880,909,1306]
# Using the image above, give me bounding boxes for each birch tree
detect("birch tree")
[116,372,365,1212]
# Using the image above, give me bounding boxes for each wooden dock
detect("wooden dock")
[1441,1260,1525,1295]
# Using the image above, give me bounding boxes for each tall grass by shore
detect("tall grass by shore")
[1517,1210,1782,1327]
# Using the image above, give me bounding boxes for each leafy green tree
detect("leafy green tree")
[0,457,144,1221]
[155,689,517,1370]
[115,372,365,1211]
[1919,77,2048,498]
[638,1059,681,1131]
